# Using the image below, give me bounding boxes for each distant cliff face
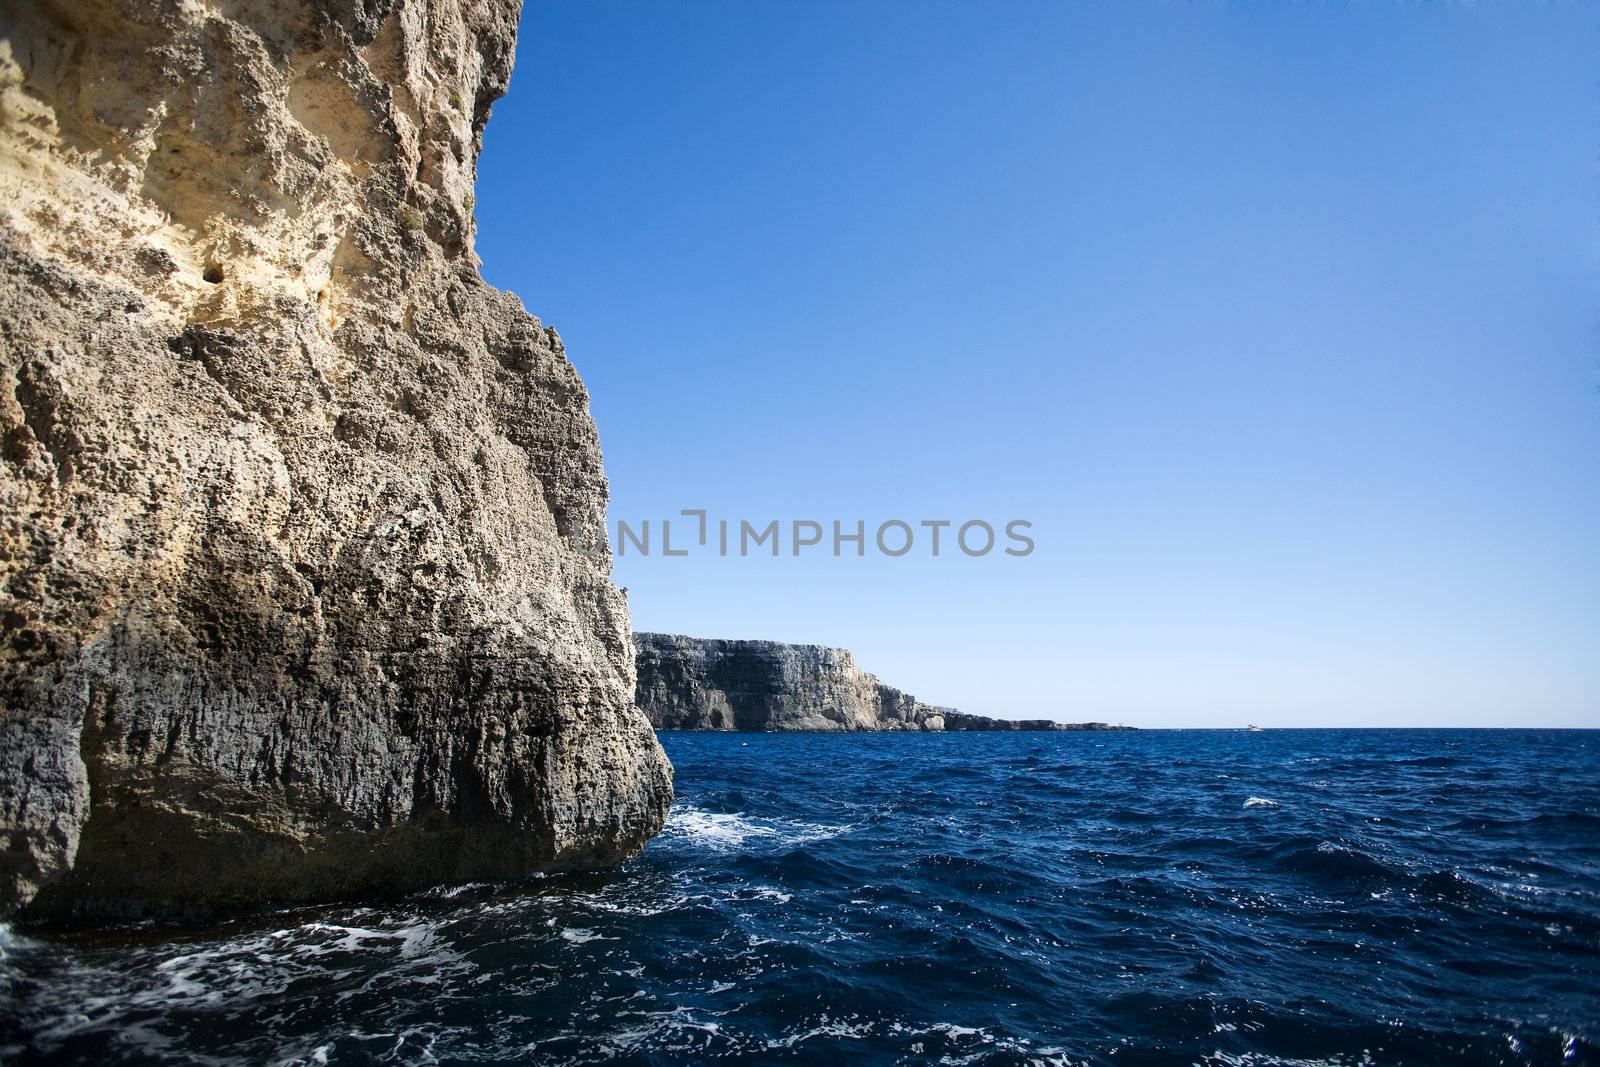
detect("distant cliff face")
[634,633,944,732]
[0,0,671,919]
[634,633,1129,733]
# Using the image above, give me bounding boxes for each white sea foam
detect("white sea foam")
[567,888,692,918]
[23,913,475,1048]
[772,1012,877,1048]
[1024,1053,1090,1067]
[662,803,845,851]
[420,881,496,899]
[0,921,28,963]
[575,1005,744,1060]
[891,1021,1089,1066]
[1199,1053,1375,1067]
[1243,797,1280,809]
[559,927,612,945]
[750,887,793,904]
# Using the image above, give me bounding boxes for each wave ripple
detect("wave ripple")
[3,728,1598,1065]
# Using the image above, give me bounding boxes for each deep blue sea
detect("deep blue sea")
[3,729,1598,1065]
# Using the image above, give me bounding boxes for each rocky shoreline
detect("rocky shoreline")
[635,633,1132,733]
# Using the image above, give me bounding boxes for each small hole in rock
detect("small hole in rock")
[202,265,224,284]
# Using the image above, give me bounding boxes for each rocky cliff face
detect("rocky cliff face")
[634,633,1129,733]
[635,633,945,732]
[0,0,672,919]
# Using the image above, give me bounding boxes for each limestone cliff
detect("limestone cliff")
[0,0,672,919]
[635,633,943,732]
[634,633,1130,733]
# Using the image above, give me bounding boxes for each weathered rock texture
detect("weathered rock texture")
[0,0,671,919]
[635,633,1130,733]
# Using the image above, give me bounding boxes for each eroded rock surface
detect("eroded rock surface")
[635,633,1130,733]
[0,0,671,919]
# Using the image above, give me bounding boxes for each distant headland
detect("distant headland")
[634,633,1133,733]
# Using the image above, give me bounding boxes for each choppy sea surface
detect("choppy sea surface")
[3,729,1598,1066]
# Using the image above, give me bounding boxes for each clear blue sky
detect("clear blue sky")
[477,2,1598,728]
